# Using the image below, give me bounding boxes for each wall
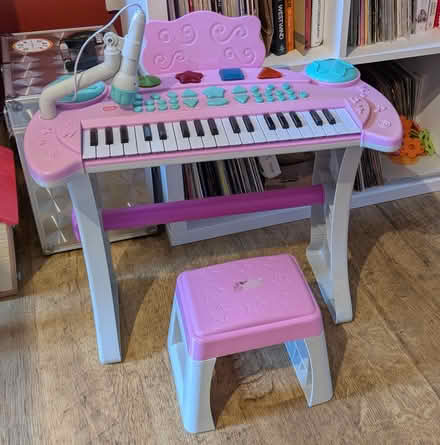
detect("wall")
[0,0,116,33]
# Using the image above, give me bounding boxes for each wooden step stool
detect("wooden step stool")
[167,254,333,433]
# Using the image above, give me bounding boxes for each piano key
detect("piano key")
[322,108,336,125]
[82,129,96,159]
[301,111,326,137]
[249,115,267,143]
[221,117,242,146]
[263,113,276,130]
[194,119,205,137]
[235,117,254,145]
[214,118,231,147]
[256,115,278,142]
[270,113,290,141]
[134,125,151,154]
[310,110,323,126]
[150,124,165,153]
[120,125,129,144]
[163,122,178,152]
[329,109,353,135]
[276,112,289,129]
[295,113,314,139]
[334,108,360,133]
[180,120,190,138]
[187,121,204,149]
[123,126,138,155]
[90,128,98,146]
[110,127,124,157]
[242,115,254,133]
[289,111,302,128]
[283,113,303,140]
[229,116,241,134]
[96,128,110,158]
[315,110,337,136]
[199,120,217,148]
[143,124,152,141]
[208,118,219,136]
[172,121,191,151]
[105,126,113,145]
[157,122,167,140]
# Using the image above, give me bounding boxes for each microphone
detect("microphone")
[111,9,146,107]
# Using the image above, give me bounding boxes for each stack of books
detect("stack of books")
[166,0,326,56]
[348,0,440,48]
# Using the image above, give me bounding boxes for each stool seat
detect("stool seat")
[176,255,323,360]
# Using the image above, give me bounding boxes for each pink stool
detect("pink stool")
[168,254,333,433]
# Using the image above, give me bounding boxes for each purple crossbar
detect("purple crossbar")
[72,185,324,241]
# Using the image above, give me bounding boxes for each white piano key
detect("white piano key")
[82,129,96,160]
[296,112,316,139]
[213,118,230,147]
[270,113,290,141]
[187,120,204,149]
[316,110,337,136]
[329,109,352,135]
[123,126,138,156]
[256,115,278,142]
[96,128,110,158]
[249,115,267,143]
[110,127,124,157]
[173,122,191,151]
[221,117,242,146]
[150,124,165,153]
[334,108,360,133]
[302,111,326,137]
[134,125,151,154]
[200,119,217,148]
[163,122,178,152]
[283,113,303,140]
[236,117,254,145]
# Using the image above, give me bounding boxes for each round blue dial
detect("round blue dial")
[305,59,359,84]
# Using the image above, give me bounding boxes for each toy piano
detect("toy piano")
[23,10,402,364]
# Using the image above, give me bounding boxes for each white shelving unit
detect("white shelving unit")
[144,0,440,246]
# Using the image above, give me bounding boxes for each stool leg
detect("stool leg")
[285,331,333,407]
[168,298,216,433]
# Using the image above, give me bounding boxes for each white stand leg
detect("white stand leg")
[285,332,333,406]
[307,147,363,323]
[168,299,216,433]
[68,173,121,364]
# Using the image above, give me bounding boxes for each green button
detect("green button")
[133,106,143,112]
[170,103,180,110]
[152,94,161,100]
[266,96,275,102]
[169,97,179,105]
[146,105,155,112]
[146,99,154,106]
[251,86,259,93]
[299,91,309,98]
[255,96,264,103]
[135,93,143,101]
[167,91,178,98]
[158,103,168,111]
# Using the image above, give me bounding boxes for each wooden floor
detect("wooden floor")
[2,170,440,444]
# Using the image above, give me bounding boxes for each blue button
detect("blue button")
[299,91,309,98]
[219,68,244,81]
[255,96,264,103]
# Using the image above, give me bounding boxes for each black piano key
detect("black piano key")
[276,112,289,129]
[143,124,152,141]
[229,116,240,133]
[120,125,129,143]
[289,111,302,128]
[322,108,336,125]
[157,122,167,140]
[90,128,98,146]
[242,115,254,132]
[263,113,276,130]
[207,118,218,135]
[194,119,205,137]
[310,110,323,126]
[180,120,190,138]
[105,127,113,145]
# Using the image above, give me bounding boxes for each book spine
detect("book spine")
[428,0,438,27]
[415,0,429,33]
[436,0,440,26]
[271,0,287,55]
[311,0,324,47]
[304,0,312,49]
[285,0,295,51]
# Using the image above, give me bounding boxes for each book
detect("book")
[311,0,325,47]
[285,0,295,51]
[258,0,275,55]
[435,0,440,26]
[294,0,307,54]
[304,0,312,49]
[428,0,438,28]
[415,0,430,33]
[271,0,287,55]
[0,223,16,298]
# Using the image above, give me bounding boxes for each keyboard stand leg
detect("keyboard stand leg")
[68,173,121,364]
[307,146,363,324]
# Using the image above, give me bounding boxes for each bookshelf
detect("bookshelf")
[139,0,440,246]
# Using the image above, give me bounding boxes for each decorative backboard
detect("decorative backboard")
[141,11,266,75]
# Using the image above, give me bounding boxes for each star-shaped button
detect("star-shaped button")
[175,70,204,84]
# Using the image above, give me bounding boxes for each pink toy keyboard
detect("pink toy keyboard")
[23,12,402,188]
